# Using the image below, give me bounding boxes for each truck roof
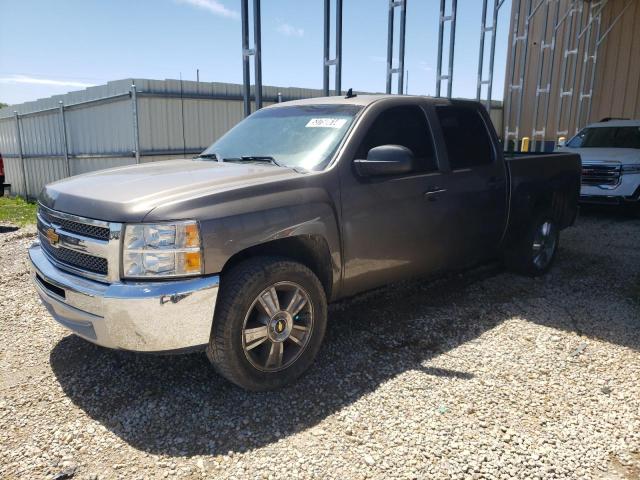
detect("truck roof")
[586,119,640,128]
[264,94,473,109]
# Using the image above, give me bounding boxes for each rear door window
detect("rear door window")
[436,106,494,169]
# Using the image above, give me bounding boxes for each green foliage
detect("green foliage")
[0,197,37,226]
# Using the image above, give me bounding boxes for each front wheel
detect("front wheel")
[504,211,559,276]
[206,257,327,391]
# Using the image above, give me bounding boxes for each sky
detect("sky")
[0,0,512,106]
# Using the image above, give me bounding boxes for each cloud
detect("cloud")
[0,75,96,88]
[419,61,433,72]
[277,22,304,37]
[175,0,239,19]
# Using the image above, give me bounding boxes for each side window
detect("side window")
[356,106,437,172]
[436,106,494,169]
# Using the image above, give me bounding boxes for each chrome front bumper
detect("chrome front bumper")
[580,172,640,204]
[29,242,220,353]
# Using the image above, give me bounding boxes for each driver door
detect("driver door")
[339,103,450,296]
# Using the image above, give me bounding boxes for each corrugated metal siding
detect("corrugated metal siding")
[0,117,19,153]
[64,99,134,155]
[590,0,640,122]
[3,157,25,197]
[504,0,639,146]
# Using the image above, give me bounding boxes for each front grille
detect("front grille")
[37,205,112,280]
[39,208,110,241]
[581,164,621,186]
[39,232,108,275]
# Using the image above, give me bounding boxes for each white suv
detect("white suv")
[557,119,640,206]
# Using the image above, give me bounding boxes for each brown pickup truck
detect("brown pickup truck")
[30,94,581,390]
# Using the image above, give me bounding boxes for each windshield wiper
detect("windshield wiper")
[222,155,284,167]
[198,153,308,173]
[196,153,221,161]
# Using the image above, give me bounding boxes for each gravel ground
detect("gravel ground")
[1,210,639,480]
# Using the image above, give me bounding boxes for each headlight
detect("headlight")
[122,221,202,279]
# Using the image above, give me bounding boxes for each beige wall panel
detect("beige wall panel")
[505,0,640,148]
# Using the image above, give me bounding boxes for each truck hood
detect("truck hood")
[559,147,640,164]
[39,159,302,222]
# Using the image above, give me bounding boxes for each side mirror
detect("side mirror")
[354,145,414,177]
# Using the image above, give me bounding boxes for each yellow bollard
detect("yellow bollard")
[520,137,530,152]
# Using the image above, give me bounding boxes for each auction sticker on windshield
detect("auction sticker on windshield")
[305,118,348,128]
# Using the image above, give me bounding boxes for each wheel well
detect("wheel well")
[221,235,334,299]
[533,190,574,227]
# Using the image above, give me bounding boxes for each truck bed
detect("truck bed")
[504,151,582,236]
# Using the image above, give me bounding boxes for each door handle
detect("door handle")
[424,186,447,200]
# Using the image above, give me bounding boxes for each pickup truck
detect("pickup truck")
[30,95,581,390]
[557,119,640,208]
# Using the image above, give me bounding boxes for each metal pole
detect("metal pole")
[557,1,584,138]
[435,0,445,97]
[536,0,563,152]
[582,11,602,129]
[253,0,262,110]
[486,0,501,113]
[58,101,70,177]
[575,4,598,132]
[446,0,457,98]
[513,0,535,147]
[386,0,395,94]
[335,0,343,95]
[530,0,553,152]
[131,84,141,164]
[14,111,27,198]
[241,0,251,117]
[397,0,407,95]
[476,0,489,101]
[323,0,330,96]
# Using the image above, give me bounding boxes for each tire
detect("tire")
[504,211,559,276]
[206,256,327,391]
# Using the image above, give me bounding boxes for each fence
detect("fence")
[0,78,503,199]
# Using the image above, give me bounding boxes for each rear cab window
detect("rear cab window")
[435,105,494,170]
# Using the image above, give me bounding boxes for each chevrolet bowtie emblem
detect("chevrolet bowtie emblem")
[45,228,59,246]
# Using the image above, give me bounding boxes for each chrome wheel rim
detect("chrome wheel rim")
[242,281,314,372]
[532,221,556,269]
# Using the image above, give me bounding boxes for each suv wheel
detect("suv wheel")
[206,257,327,390]
[505,211,559,276]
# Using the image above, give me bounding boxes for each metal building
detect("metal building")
[0,79,331,199]
[503,0,639,151]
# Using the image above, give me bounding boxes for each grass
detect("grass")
[0,196,37,226]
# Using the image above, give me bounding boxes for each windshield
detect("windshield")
[567,126,640,149]
[201,104,362,170]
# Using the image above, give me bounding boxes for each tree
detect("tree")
[0,102,7,109]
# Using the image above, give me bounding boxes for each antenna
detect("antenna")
[344,88,356,99]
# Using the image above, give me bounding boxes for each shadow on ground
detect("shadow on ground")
[49,209,640,457]
[0,225,19,234]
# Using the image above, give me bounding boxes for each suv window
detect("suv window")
[567,126,640,148]
[356,106,437,172]
[436,105,493,169]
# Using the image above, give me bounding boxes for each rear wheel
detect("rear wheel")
[504,211,559,276]
[206,257,327,390]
